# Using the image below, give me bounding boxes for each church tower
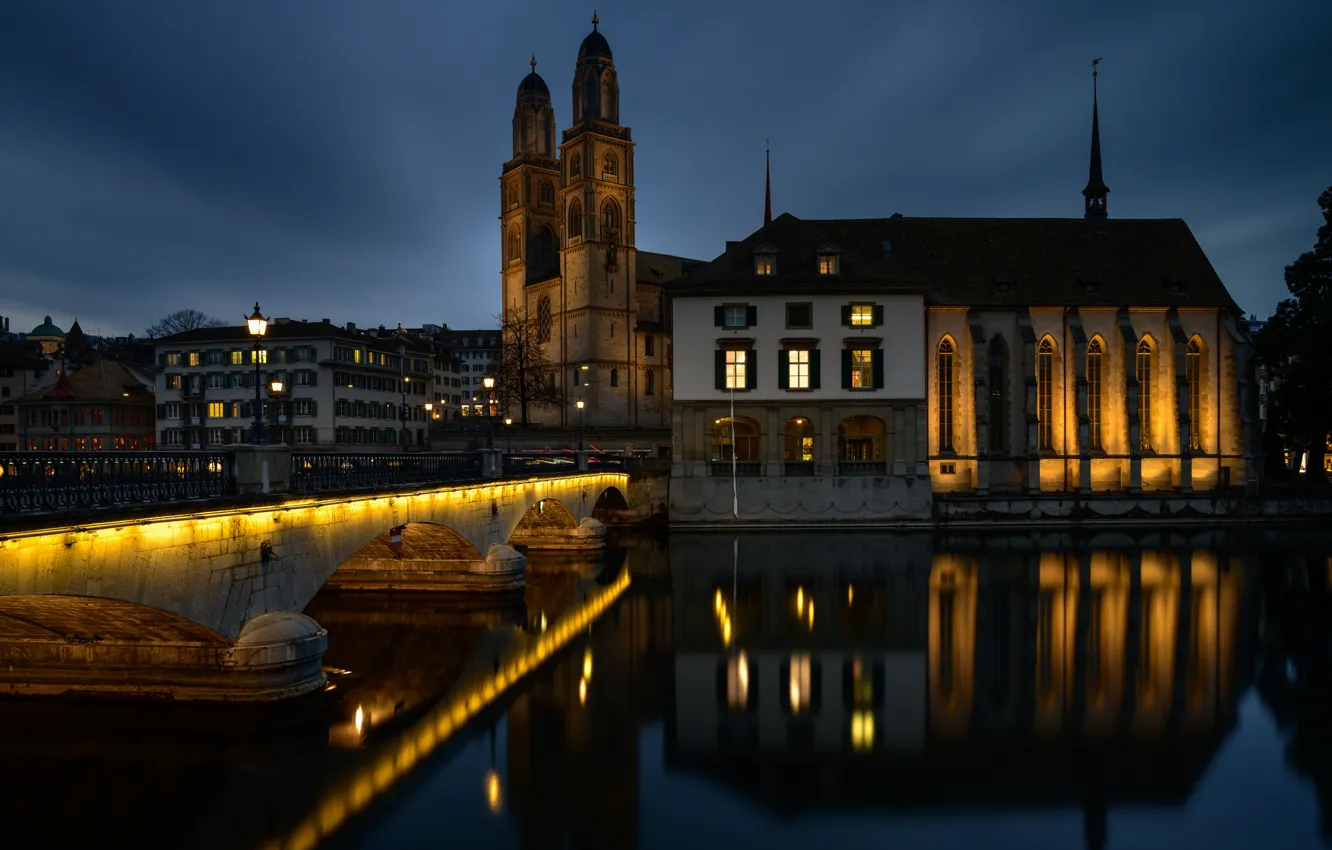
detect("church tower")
[557,12,639,427]
[1082,59,1109,221]
[501,55,562,317]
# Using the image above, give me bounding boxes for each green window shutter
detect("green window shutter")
[840,304,852,326]
[872,304,885,326]
[309,400,317,417]
[714,307,725,327]
[745,306,758,327]
[308,370,318,387]
[157,353,167,367]
[841,349,852,388]
[156,403,166,418]
[872,348,885,389]
[810,348,822,389]
[714,350,726,390]
[777,350,790,390]
[746,349,757,389]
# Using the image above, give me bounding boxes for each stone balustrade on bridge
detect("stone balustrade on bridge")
[0,446,633,702]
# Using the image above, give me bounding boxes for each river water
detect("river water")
[3,529,1330,850]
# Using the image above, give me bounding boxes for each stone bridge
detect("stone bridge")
[0,450,631,701]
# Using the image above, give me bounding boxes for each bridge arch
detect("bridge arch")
[591,486,630,522]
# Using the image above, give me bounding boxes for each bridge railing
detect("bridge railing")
[502,451,624,476]
[0,451,234,514]
[290,452,483,493]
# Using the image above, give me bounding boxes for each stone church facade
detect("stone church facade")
[666,75,1259,522]
[499,15,700,430]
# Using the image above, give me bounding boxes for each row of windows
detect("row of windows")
[26,436,152,451]
[714,302,884,330]
[164,370,319,390]
[710,415,892,465]
[937,334,1207,453]
[160,347,318,368]
[25,407,143,427]
[713,347,884,392]
[752,251,843,277]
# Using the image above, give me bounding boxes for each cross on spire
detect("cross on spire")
[530,53,537,71]
[592,10,599,29]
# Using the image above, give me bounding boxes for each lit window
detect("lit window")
[755,254,775,276]
[788,349,810,389]
[723,306,747,328]
[1087,338,1103,450]
[188,352,201,366]
[849,349,873,388]
[850,710,874,752]
[849,304,874,326]
[937,338,954,451]
[1038,337,1055,451]
[789,653,812,714]
[726,653,749,710]
[818,254,839,275]
[207,401,226,418]
[725,350,747,389]
[1137,338,1154,451]
[166,353,181,367]
[1186,337,1202,451]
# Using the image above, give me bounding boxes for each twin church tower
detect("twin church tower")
[499,13,694,430]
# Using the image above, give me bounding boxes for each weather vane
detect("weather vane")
[530,53,537,71]
[592,9,599,28]
[1092,57,1101,78]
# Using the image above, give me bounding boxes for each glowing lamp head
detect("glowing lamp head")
[246,302,268,337]
[424,402,433,411]
[576,399,585,410]
[482,375,495,390]
[269,378,284,394]
[504,417,512,426]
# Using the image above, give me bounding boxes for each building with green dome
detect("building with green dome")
[28,316,65,357]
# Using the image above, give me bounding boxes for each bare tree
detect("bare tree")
[496,306,562,426]
[144,309,227,339]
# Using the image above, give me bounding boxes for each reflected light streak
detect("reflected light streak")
[484,769,502,814]
[796,586,805,617]
[354,705,364,736]
[582,647,593,681]
[578,676,588,706]
[267,567,631,850]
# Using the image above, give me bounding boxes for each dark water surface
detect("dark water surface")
[3,529,1331,850]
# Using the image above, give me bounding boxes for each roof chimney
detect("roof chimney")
[346,322,357,332]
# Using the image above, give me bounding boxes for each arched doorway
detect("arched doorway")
[837,416,887,474]
[711,417,762,476]
[783,416,815,476]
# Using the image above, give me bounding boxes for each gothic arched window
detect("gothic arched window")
[507,227,521,263]
[537,296,552,343]
[568,200,583,239]
[1037,337,1055,451]
[571,154,581,178]
[538,181,554,208]
[603,152,617,178]
[1186,336,1202,451]
[1136,337,1155,451]
[602,199,621,235]
[610,368,619,387]
[1087,337,1104,451]
[987,335,1008,454]
[508,183,518,209]
[937,337,955,452]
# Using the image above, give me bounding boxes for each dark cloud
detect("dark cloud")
[0,0,1328,337]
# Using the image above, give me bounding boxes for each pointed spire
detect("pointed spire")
[530,53,537,72]
[764,139,772,228]
[592,9,599,29]
[1082,58,1109,220]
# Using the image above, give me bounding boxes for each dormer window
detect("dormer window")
[818,254,839,275]
[755,254,776,276]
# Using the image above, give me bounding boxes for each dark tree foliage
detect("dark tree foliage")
[144,309,226,339]
[1256,186,1332,484]
[497,306,562,426]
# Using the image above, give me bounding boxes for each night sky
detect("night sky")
[1,0,1327,339]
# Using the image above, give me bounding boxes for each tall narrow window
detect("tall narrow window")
[1087,338,1103,450]
[937,338,955,452]
[1137,337,1154,451]
[538,181,554,207]
[603,152,617,177]
[568,200,583,239]
[602,199,621,235]
[1037,337,1055,451]
[987,335,1008,453]
[1186,337,1202,451]
[571,154,581,178]
[725,350,747,389]
[788,349,810,389]
[508,227,521,263]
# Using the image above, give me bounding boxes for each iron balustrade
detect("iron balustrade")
[502,452,625,476]
[290,452,482,492]
[0,451,233,514]
[709,461,763,477]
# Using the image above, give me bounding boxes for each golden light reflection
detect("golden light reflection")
[582,646,593,681]
[847,584,854,606]
[354,705,364,736]
[796,586,805,617]
[578,676,588,705]
[807,601,815,631]
[722,617,732,647]
[484,769,502,814]
[850,710,875,752]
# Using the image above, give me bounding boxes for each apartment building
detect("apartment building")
[153,319,447,451]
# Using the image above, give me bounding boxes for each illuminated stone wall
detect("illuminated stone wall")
[0,471,627,639]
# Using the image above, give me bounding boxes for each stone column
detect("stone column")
[891,404,907,476]
[1018,316,1040,494]
[1119,310,1143,494]
[766,406,782,477]
[818,406,835,476]
[914,406,928,477]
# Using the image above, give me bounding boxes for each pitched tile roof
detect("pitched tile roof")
[636,250,706,285]
[19,359,154,404]
[666,213,1237,310]
[156,321,436,353]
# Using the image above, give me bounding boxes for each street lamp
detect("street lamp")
[246,302,268,445]
[268,376,284,445]
[576,399,585,452]
[424,402,433,452]
[482,375,496,450]
[504,417,513,453]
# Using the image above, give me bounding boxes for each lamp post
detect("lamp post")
[504,417,513,453]
[576,399,585,452]
[246,303,268,445]
[269,376,284,445]
[482,375,496,450]
[424,402,433,452]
